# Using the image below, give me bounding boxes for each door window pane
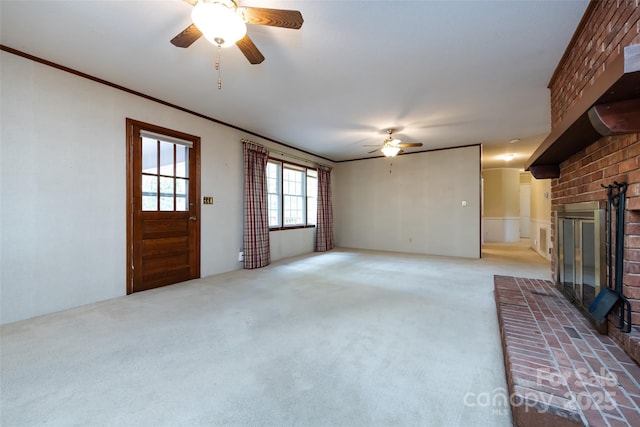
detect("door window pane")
[142,138,158,174]
[160,141,174,176]
[176,145,189,178]
[159,177,174,211]
[176,178,188,211]
[142,174,158,211]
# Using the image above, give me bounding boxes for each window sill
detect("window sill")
[269,225,316,231]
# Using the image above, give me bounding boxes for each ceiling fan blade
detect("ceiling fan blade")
[397,143,423,148]
[171,24,202,48]
[242,7,304,29]
[236,34,265,64]
[368,148,381,154]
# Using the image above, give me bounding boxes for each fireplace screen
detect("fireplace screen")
[556,202,606,331]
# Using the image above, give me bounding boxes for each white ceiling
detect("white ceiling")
[0,0,589,168]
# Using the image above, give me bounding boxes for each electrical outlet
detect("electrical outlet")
[203,196,214,205]
[238,251,244,262]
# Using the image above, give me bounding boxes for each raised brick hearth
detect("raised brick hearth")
[495,275,640,427]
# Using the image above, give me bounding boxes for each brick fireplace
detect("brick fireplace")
[551,133,640,361]
[527,2,640,363]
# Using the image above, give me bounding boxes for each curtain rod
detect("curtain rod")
[242,138,332,169]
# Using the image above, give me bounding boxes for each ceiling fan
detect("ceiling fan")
[170,0,304,64]
[369,130,424,157]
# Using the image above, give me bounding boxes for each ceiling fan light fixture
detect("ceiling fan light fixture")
[192,1,247,47]
[381,145,401,157]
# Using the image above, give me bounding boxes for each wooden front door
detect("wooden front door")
[126,119,201,293]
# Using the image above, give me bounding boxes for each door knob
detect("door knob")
[189,216,197,221]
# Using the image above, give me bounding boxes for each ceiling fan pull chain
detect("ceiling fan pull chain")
[215,45,222,90]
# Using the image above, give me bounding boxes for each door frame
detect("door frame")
[126,118,201,294]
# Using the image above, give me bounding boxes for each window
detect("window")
[266,162,281,227]
[283,166,304,225]
[266,160,317,229]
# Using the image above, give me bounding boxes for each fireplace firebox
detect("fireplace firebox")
[555,201,607,333]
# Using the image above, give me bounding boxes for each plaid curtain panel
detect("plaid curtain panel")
[243,141,270,269]
[315,165,334,252]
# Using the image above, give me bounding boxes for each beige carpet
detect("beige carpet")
[1,242,549,426]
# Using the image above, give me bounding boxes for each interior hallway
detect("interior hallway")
[1,243,549,427]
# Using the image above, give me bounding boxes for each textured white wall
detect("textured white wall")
[333,146,481,258]
[482,168,522,243]
[270,228,316,261]
[0,52,322,324]
[483,217,521,243]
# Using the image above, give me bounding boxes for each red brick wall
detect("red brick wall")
[549,1,640,128]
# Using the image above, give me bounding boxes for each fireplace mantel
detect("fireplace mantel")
[526,44,640,179]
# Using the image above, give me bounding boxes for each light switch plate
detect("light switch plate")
[203,196,214,205]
